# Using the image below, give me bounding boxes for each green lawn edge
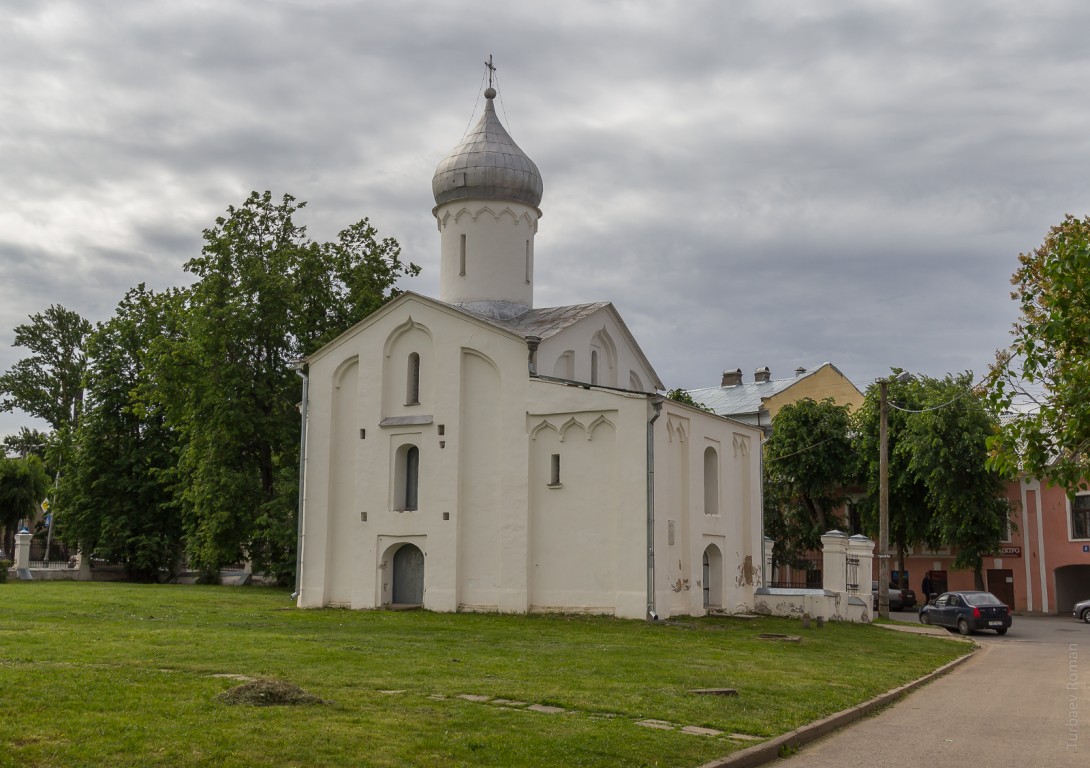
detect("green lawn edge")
[0,582,969,768]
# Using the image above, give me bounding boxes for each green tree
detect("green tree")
[763,398,857,571]
[3,427,50,459]
[0,305,92,432]
[854,373,935,568]
[857,372,1012,588]
[0,454,49,556]
[988,214,1090,494]
[161,191,417,580]
[56,286,185,581]
[666,388,711,411]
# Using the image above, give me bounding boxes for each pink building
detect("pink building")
[893,477,1090,615]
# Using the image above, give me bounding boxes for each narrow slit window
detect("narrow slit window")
[459,234,467,276]
[549,453,561,486]
[406,352,421,405]
[525,240,531,283]
[404,446,419,510]
[590,350,599,386]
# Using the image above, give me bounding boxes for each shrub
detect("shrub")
[0,559,12,583]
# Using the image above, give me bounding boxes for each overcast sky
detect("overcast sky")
[2,0,1086,439]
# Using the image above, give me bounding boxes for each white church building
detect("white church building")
[295,81,763,620]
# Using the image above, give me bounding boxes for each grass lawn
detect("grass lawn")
[0,582,969,768]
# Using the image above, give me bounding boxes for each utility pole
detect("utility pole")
[878,378,890,620]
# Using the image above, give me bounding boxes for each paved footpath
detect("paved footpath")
[783,618,1087,768]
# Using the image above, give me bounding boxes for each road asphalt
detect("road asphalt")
[704,615,1088,768]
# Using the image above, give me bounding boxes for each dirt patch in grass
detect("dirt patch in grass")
[217,679,326,706]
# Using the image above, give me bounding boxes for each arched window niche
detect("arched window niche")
[703,446,719,516]
[406,352,421,405]
[395,444,420,511]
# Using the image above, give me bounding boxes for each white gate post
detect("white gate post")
[820,530,848,593]
[14,528,34,580]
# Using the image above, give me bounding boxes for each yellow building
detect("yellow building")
[687,363,863,433]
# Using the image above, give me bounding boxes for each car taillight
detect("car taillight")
[973,607,981,619]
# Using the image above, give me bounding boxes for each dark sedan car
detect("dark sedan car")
[1074,598,1090,624]
[872,581,917,611]
[919,591,1011,635]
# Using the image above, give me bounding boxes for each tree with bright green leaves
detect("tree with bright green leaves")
[0,454,49,556]
[55,285,186,581]
[155,191,417,580]
[0,305,92,432]
[856,372,1013,588]
[988,214,1090,495]
[763,398,857,572]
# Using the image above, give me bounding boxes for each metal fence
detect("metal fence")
[846,554,860,592]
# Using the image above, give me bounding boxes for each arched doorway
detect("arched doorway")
[702,544,723,610]
[392,544,424,605]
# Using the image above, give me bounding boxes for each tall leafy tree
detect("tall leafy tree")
[988,214,1090,494]
[3,427,50,459]
[0,305,92,432]
[55,286,185,581]
[0,454,49,556]
[854,373,935,568]
[857,372,1012,588]
[162,191,417,579]
[763,398,857,571]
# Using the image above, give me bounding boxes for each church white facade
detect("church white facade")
[295,83,763,620]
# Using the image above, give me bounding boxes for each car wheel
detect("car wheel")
[957,618,971,636]
[996,628,1007,636]
[1082,609,1090,625]
[920,612,930,625]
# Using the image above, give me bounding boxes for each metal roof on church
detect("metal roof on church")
[432,91,543,210]
[493,303,613,339]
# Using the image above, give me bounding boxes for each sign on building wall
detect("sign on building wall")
[999,546,1022,557]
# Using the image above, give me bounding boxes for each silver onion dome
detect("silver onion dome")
[432,89,543,209]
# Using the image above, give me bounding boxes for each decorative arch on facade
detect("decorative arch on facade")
[529,420,560,441]
[629,370,644,391]
[382,317,434,416]
[332,355,360,390]
[589,328,618,387]
[586,415,615,440]
[553,350,575,379]
[733,433,751,458]
[382,316,431,358]
[666,414,689,444]
[703,446,719,516]
[558,417,586,443]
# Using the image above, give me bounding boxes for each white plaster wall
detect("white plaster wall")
[525,381,651,619]
[537,307,658,393]
[299,296,533,612]
[299,297,759,622]
[653,402,763,618]
[435,200,538,309]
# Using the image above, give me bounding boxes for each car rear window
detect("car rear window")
[964,593,1002,606]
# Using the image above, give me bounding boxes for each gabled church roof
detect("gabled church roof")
[455,301,609,339]
[452,299,665,390]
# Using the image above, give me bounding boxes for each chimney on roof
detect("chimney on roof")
[754,366,771,384]
[721,368,743,387]
[795,366,807,377]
